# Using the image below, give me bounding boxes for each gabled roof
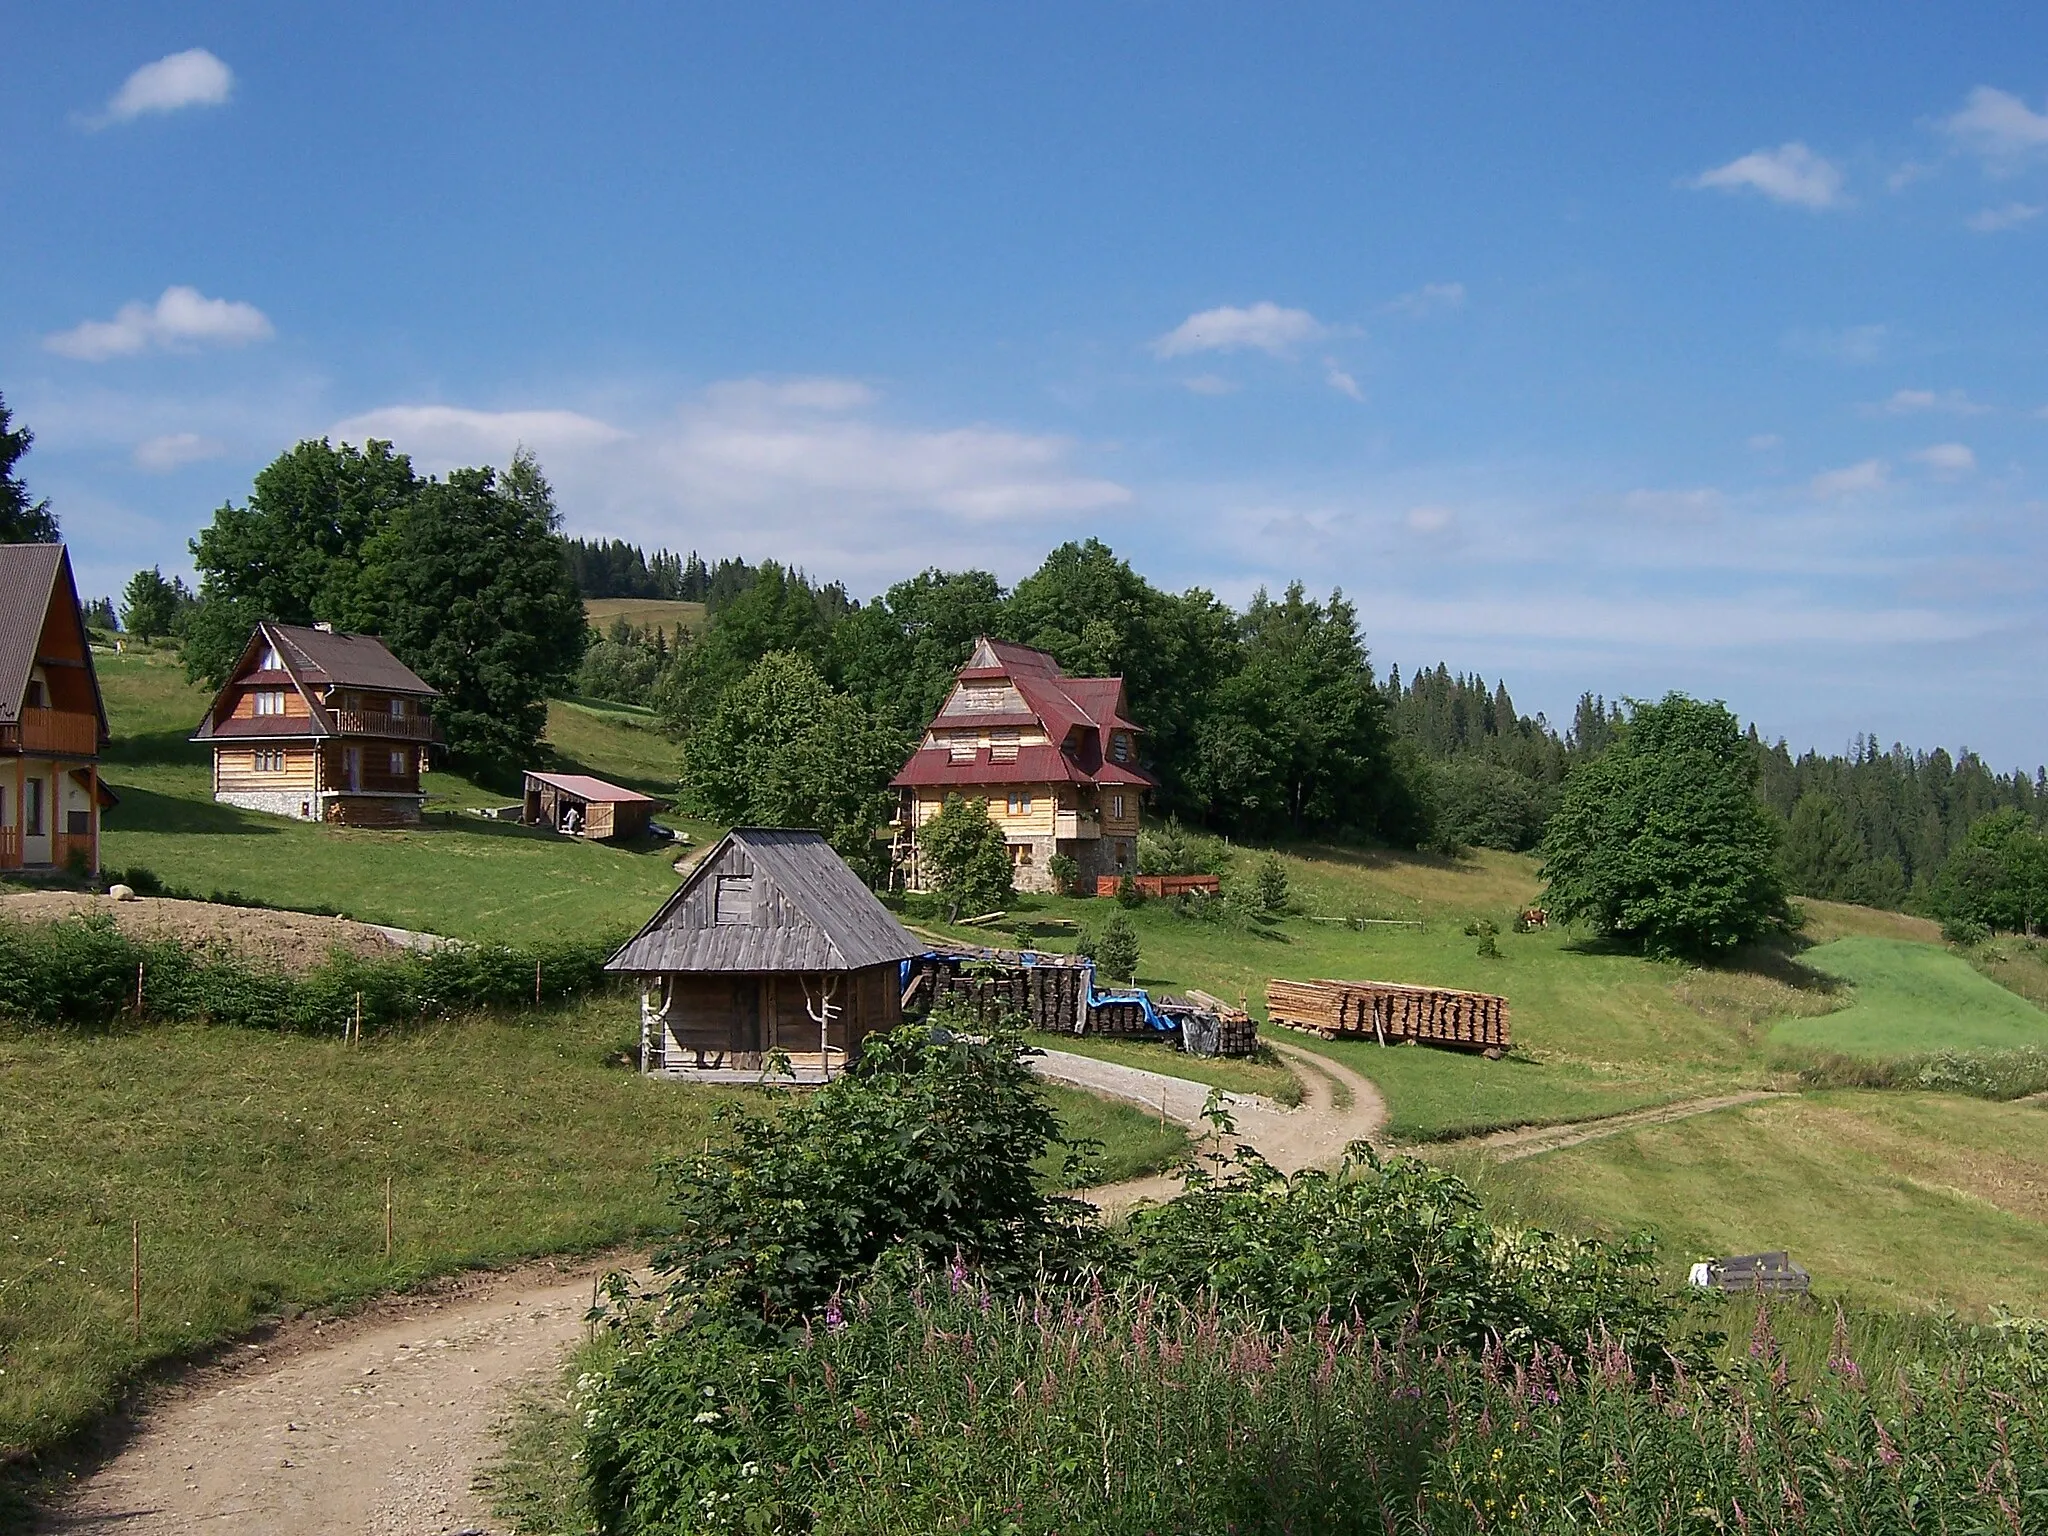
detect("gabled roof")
[0,543,108,740]
[892,744,1154,788]
[193,621,440,743]
[524,771,657,805]
[606,827,920,974]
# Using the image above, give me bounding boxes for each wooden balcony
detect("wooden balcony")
[0,708,98,757]
[332,709,436,741]
[1055,810,1101,840]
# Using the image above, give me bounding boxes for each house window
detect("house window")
[389,697,407,719]
[260,644,283,671]
[1110,793,1125,820]
[389,750,407,776]
[67,810,89,837]
[949,736,976,763]
[253,689,287,716]
[1010,842,1035,866]
[24,779,44,837]
[1006,791,1034,816]
[714,875,754,925]
[24,679,45,709]
[990,728,1019,763]
[253,749,286,773]
[1110,732,1130,763]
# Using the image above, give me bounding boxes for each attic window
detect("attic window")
[949,737,976,764]
[1110,733,1130,763]
[714,875,754,925]
[253,689,287,717]
[24,680,45,710]
[990,729,1019,763]
[260,644,283,671]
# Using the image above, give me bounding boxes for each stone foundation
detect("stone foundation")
[216,789,320,821]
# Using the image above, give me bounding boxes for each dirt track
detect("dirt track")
[43,1259,612,1536]
[0,892,410,972]
[1426,1090,1788,1162]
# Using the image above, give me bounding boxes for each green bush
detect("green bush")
[1942,914,1991,947]
[1795,1045,2048,1100]
[1046,852,1080,896]
[1081,910,1141,983]
[1254,852,1290,913]
[0,915,620,1032]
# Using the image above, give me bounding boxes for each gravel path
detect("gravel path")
[1425,1090,1788,1163]
[43,1259,611,1536]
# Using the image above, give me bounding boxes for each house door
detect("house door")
[22,775,49,866]
[732,979,763,1054]
[341,746,361,791]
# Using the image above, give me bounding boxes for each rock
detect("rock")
[108,884,136,902]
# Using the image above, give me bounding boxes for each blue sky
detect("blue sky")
[5,4,2045,767]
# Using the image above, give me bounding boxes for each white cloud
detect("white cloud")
[1404,505,1456,534]
[1181,374,1238,396]
[331,380,1132,581]
[1623,487,1721,523]
[1152,302,1327,358]
[1941,86,2048,168]
[45,286,273,360]
[133,432,226,471]
[1911,442,1977,476]
[1387,281,1466,317]
[1865,387,1989,416]
[1783,324,1887,365]
[90,49,233,127]
[1968,201,2044,232]
[1691,142,1846,209]
[1810,459,1890,498]
[1323,359,1365,402]
[1747,433,1784,451]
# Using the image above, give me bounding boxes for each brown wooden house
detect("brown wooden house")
[891,637,1156,893]
[607,827,920,1080]
[0,544,112,874]
[192,622,441,827]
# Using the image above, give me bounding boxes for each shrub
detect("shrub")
[1795,1045,2048,1100]
[1254,851,1290,913]
[1113,872,1142,907]
[1046,852,1080,896]
[917,794,1014,919]
[1942,913,1991,947]
[1082,911,1140,984]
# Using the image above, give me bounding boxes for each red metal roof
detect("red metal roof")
[523,771,658,804]
[891,744,1156,790]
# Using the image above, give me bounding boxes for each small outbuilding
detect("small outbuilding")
[607,827,921,1081]
[522,771,657,840]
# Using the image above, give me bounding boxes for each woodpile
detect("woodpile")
[1266,977,1509,1054]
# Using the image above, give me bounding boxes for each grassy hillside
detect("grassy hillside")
[1772,936,2048,1056]
[1469,1091,2048,1316]
[85,650,702,943]
[583,597,706,631]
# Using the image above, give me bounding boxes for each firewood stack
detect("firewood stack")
[1265,977,1510,1053]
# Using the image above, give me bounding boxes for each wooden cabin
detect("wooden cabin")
[0,544,112,874]
[607,827,921,1081]
[522,771,656,840]
[891,637,1156,894]
[191,622,441,827]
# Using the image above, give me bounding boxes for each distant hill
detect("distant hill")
[584,597,706,632]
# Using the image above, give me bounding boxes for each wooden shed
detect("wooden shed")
[522,771,656,840]
[607,827,921,1081]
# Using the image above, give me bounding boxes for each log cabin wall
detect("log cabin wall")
[214,743,319,794]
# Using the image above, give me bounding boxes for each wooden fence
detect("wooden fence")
[1092,873,1223,899]
[1266,977,1510,1053]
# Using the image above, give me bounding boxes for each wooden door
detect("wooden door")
[732,977,763,1054]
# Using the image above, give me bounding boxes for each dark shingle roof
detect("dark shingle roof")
[268,624,439,695]
[607,827,919,974]
[0,543,66,720]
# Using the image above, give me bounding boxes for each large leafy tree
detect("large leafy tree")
[828,567,1006,735]
[655,562,846,733]
[1539,694,1790,957]
[184,438,419,684]
[356,454,587,766]
[680,651,905,880]
[120,566,192,642]
[1930,808,2048,935]
[0,393,59,543]
[916,793,1015,919]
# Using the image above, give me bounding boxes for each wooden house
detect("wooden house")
[192,622,441,827]
[891,637,1155,893]
[0,544,112,873]
[522,771,656,840]
[607,827,921,1080]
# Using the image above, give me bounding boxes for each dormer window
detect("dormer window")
[990,728,1019,763]
[1110,732,1130,763]
[949,736,976,764]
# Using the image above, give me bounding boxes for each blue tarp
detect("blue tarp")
[903,947,1172,1032]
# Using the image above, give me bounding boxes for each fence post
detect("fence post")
[535,960,543,1005]
[383,1175,393,1259]
[135,961,144,1017]
[131,1219,141,1340]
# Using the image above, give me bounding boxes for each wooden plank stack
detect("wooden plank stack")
[1266,977,1510,1053]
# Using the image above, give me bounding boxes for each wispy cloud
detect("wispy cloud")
[133,432,226,472]
[330,405,630,463]
[1864,387,1989,416]
[1810,458,1890,498]
[1911,442,1977,477]
[1181,374,1238,396]
[1386,281,1465,317]
[1968,201,2044,232]
[1152,302,1327,357]
[1623,487,1722,523]
[1323,359,1364,402]
[1941,86,2048,169]
[1691,142,1847,209]
[1783,324,1887,365]
[85,49,233,128]
[1404,505,1455,535]
[45,286,273,360]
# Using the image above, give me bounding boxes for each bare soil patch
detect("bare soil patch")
[0,893,408,972]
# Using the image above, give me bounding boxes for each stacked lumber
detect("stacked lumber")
[912,949,1089,1032]
[1266,977,1510,1053]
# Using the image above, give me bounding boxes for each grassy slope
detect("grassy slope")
[583,597,706,631]
[1772,936,2048,1056]
[1469,1092,2048,1316]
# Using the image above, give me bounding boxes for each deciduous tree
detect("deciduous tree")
[917,794,1015,919]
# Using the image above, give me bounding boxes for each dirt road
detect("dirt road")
[44,1259,612,1536]
[1426,1090,1787,1162]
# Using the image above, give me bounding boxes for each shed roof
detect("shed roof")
[607,827,920,974]
[523,771,657,805]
